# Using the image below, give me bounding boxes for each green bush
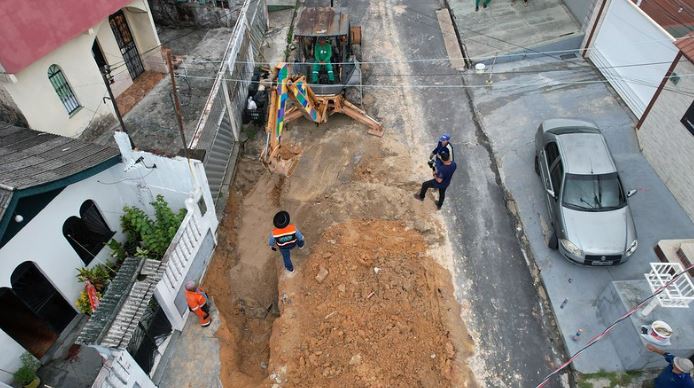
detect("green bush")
[107,195,186,261]
[13,353,39,385]
[75,263,114,292]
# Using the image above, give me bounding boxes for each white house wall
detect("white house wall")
[0,0,165,137]
[0,147,208,383]
[96,0,167,98]
[95,19,134,98]
[124,1,167,74]
[638,58,694,222]
[1,28,117,138]
[587,0,677,117]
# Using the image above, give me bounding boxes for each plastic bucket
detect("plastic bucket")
[641,320,673,345]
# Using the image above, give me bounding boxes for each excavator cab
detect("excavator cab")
[291,7,362,97]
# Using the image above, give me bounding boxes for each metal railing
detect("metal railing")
[155,183,218,330]
[189,0,269,207]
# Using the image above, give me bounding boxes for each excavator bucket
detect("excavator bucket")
[264,143,301,177]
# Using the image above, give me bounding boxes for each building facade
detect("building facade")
[0,125,215,385]
[0,0,166,138]
[637,35,694,221]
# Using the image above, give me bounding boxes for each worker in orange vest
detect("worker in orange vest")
[269,210,305,272]
[185,280,211,327]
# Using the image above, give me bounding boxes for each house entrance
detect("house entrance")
[109,10,145,80]
[0,262,77,358]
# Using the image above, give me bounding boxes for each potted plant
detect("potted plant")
[13,353,40,388]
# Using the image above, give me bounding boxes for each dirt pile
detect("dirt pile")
[266,220,475,387]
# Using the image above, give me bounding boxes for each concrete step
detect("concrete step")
[677,242,694,274]
[655,239,694,276]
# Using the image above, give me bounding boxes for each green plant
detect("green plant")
[13,353,39,385]
[75,263,114,292]
[108,195,186,261]
[577,369,643,388]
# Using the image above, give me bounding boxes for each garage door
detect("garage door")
[588,0,678,117]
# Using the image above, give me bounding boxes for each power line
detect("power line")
[171,71,694,98]
[536,262,694,387]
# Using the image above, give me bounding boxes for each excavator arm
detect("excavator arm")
[262,63,383,175]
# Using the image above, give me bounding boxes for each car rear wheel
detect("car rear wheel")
[548,229,558,250]
[534,155,540,175]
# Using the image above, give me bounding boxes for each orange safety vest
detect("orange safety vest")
[185,288,208,311]
[273,224,298,248]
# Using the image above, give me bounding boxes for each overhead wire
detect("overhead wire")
[170,70,694,98]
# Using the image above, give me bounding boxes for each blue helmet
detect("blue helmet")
[439,133,451,142]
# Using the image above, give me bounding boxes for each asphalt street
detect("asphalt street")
[343,0,568,386]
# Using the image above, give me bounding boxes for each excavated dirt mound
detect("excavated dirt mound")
[266,220,475,387]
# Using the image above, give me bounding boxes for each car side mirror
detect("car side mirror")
[627,189,637,198]
[546,188,556,198]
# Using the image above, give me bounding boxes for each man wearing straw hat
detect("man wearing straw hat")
[647,344,694,387]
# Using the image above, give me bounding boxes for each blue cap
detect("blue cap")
[439,134,451,142]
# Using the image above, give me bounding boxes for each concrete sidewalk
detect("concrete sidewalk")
[156,305,222,388]
[447,0,581,61]
[464,55,694,373]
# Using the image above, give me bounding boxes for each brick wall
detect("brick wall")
[638,57,694,222]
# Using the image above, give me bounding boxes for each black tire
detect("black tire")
[534,155,540,175]
[548,229,558,250]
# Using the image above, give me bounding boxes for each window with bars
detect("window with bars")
[47,65,80,114]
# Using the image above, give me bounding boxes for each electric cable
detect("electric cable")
[170,71,694,98]
[536,262,694,387]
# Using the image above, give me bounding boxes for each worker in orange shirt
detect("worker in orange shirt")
[269,210,305,272]
[185,280,211,327]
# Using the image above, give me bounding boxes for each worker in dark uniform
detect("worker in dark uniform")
[415,148,457,209]
[269,211,305,272]
[311,37,334,83]
[185,281,211,327]
[647,344,694,388]
[428,133,454,171]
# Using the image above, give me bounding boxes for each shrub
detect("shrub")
[13,353,39,385]
[107,195,186,261]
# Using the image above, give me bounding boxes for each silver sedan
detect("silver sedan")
[534,119,638,266]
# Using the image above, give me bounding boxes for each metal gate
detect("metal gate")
[110,10,145,80]
[586,0,677,117]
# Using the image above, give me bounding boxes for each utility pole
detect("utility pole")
[100,67,128,134]
[165,49,198,188]
[165,49,191,161]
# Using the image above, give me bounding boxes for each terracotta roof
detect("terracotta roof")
[0,0,132,74]
[675,33,694,63]
[637,0,694,38]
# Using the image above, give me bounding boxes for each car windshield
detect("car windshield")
[562,173,626,211]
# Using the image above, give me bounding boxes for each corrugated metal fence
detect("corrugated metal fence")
[190,0,268,213]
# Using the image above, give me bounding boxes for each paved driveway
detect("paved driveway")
[466,56,694,373]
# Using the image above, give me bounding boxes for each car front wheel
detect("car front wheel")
[534,155,540,175]
[548,229,558,250]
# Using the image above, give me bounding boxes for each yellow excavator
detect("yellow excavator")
[259,6,383,175]
[260,62,382,175]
